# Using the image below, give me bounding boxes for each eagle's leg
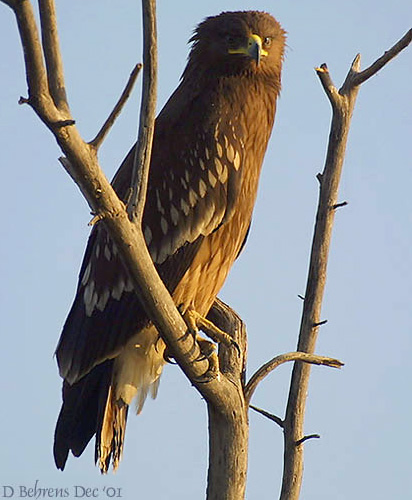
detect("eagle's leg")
[161,307,238,378]
[195,337,220,380]
[181,307,239,380]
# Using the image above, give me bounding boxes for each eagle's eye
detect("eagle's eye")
[263,37,273,48]
[225,34,236,45]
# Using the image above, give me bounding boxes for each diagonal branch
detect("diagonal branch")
[279,31,412,500]
[89,63,143,150]
[250,405,284,428]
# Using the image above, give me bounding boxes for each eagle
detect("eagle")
[54,10,286,473]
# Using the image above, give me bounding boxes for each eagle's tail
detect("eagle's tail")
[97,326,166,472]
[95,385,129,473]
[54,327,166,473]
[53,360,114,471]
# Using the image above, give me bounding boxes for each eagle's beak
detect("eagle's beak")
[247,34,266,65]
[228,34,268,65]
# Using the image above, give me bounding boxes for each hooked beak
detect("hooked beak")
[228,34,268,65]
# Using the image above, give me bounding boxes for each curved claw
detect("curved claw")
[193,353,207,362]
[163,348,177,364]
[193,369,220,384]
[193,349,220,383]
[230,339,241,357]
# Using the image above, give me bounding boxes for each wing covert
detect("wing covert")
[56,83,247,385]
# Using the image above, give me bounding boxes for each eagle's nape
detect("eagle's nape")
[54,10,286,473]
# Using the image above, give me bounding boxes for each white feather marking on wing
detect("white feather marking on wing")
[96,289,110,312]
[198,178,207,198]
[160,216,169,235]
[83,280,95,316]
[81,263,91,286]
[233,150,241,170]
[208,170,217,188]
[170,204,179,225]
[111,278,125,300]
[188,189,198,207]
[144,225,152,246]
[227,143,235,163]
[104,245,111,261]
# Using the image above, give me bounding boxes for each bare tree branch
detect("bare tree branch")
[38,0,70,113]
[127,0,158,222]
[245,352,343,405]
[350,29,412,87]
[205,300,249,500]
[8,1,50,109]
[90,63,143,149]
[250,405,284,428]
[295,434,320,446]
[279,30,412,500]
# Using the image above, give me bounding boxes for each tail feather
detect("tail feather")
[96,386,129,473]
[54,361,113,470]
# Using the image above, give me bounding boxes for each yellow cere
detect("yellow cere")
[228,34,268,58]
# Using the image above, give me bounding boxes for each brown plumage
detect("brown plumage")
[54,10,286,473]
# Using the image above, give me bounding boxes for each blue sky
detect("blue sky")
[1,1,411,498]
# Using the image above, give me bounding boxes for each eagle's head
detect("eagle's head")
[185,11,286,79]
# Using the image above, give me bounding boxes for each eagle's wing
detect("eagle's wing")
[56,91,245,384]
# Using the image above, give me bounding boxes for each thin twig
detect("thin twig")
[332,201,348,210]
[295,434,320,446]
[313,319,328,327]
[38,0,70,113]
[90,64,143,149]
[250,405,284,428]
[245,352,343,405]
[351,29,412,87]
[127,0,158,222]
